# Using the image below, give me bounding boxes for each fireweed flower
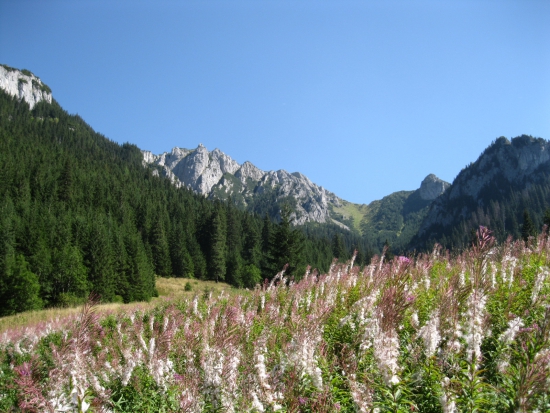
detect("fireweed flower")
[419,311,441,357]
[532,268,549,303]
[285,329,323,389]
[373,327,401,386]
[497,316,524,373]
[440,377,457,413]
[464,289,487,365]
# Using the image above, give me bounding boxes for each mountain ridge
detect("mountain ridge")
[142,144,450,235]
[413,135,550,249]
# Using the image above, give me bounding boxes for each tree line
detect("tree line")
[0,91,371,316]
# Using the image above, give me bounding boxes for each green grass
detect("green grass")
[330,200,370,232]
[0,277,236,334]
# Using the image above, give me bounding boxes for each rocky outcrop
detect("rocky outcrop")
[142,144,343,225]
[0,65,52,109]
[419,174,450,200]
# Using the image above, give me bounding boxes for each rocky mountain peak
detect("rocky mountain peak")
[0,64,52,109]
[142,144,345,227]
[419,174,450,200]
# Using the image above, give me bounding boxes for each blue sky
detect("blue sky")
[1,0,549,204]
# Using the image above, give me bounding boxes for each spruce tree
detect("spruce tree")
[331,233,346,261]
[383,239,394,262]
[208,206,227,282]
[543,208,550,235]
[242,215,261,267]
[150,215,172,277]
[522,209,536,242]
[269,204,305,279]
[260,213,272,278]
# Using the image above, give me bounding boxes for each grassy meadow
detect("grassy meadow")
[0,278,234,335]
[1,227,549,412]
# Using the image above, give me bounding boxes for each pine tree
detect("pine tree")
[522,209,536,242]
[51,244,88,306]
[242,215,261,267]
[269,204,305,279]
[260,213,272,278]
[208,206,227,283]
[150,215,172,277]
[84,216,115,301]
[0,254,42,316]
[543,208,550,235]
[58,157,73,205]
[331,233,346,261]
[383,239,394,262]
[169,223,195,278]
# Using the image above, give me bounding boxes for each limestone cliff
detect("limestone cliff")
[0,64,52,109]
[142,144,344,226]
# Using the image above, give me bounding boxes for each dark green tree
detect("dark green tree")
[242,215,261,267]
[383,239,394,262]
[57,157,73,205]
[543,208,550,234]
[260,213,272,278]
[150,215,172,277]
[169,223,195,278]
[84,217,115,302]
[522,209,536,242]
[0,254,43,316]
[331,233,346,261]
[208,206,227,282]
[269,204,305,279]
[51,244,88,306]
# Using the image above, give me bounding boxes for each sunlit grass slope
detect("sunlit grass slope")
[330,200,370,232]
[0,277,234,335]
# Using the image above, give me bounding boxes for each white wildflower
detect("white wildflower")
[410,312,419,329]
[419,312,440,357]
[440,377,457,413]
[464,289,487,365]
[251,392,264,412]
[500,317,524,345]
[532,268,549,303]
[373,328,401,386]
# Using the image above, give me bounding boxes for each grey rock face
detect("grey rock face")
[142,144,344,225]
[419,174,450,200]
[0,65,53,109]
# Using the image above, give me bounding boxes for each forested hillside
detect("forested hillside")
[412,136,550,250]
[0,91,371,316]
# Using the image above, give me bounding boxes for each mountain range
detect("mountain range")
[2,64,549,254]
[142,144,451,249]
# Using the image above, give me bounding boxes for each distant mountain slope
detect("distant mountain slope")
[142,146,450,250]
[142,145,348,227]
[357,174,449,252]
[413,135,550,250]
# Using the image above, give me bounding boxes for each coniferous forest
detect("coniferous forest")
[0,90,372,316]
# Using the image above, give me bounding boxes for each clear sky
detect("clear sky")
[1,0,549,204]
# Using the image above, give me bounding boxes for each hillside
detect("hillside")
[144,145,450,254]
[413,135,550,250]
[0,65,371,317]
